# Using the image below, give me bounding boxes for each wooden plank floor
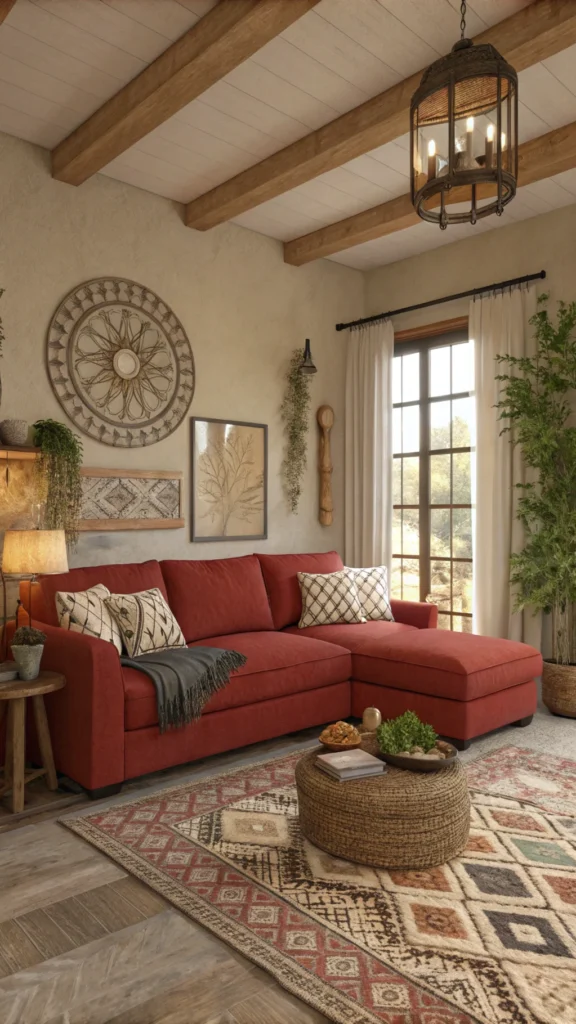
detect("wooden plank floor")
[0,729,331,1023]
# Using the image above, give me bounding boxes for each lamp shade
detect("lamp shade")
[2,530,68,575]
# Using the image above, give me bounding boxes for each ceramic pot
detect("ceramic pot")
[362,706,382,731]
[11,644,44,681]
[542,661,576,718]
[0,419,28,445]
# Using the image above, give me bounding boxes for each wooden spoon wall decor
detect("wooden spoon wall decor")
[317,405,334,526]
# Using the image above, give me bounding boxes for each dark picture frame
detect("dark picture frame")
[191,417,268,542]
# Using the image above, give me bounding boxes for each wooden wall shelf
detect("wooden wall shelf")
[0,446,40,461]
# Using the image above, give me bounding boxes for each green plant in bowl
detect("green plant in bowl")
[377,710,437,755]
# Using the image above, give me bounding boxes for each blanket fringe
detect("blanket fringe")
[159,650,247,733]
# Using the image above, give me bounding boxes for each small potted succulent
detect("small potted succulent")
[11,625,47,681]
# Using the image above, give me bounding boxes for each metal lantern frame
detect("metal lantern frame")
[410,39,518,229]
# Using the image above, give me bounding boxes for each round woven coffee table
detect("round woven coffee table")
[295,749,470,869]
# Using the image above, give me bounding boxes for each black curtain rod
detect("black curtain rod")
[335,270,546,332]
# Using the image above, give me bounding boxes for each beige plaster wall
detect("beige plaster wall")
[0,132,365,568]
[365,204,576,332]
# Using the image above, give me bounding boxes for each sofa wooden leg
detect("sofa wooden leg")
[86,783,123,800]
[512,715,533,728]
[442,736,471,751]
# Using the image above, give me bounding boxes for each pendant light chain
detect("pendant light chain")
[460,0,467,39]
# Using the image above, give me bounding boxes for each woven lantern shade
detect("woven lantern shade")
[410,29,518,229]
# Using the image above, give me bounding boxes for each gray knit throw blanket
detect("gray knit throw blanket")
[120,646,247,733]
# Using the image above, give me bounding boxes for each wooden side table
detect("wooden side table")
[0,670,65,813]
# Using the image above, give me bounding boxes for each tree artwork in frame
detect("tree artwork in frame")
[191,418,268,542]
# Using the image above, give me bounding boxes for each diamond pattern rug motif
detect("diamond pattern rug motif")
[63,747,576,1024]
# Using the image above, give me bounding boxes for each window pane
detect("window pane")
[393,407,401,454]
[403,508,419,556]
[452,508,472,557]
[430,346,451,397]
[452,397,473,448]
[452,451,471,503]
[438,613,451,630]
[393,356,402,404]
[391,557,402,599]
[452,615,472,633]
[430,508,450,557]
[402,352,419,402]
[392,508,402,554]
[402,558,420,602]
[430,454,451,504]
[452,341,473,394]
[402,456,419,505]
[402,405,419,453]
[393,458,402,505]
[430,401,451,450]
[429,560,451,609]
[453,560,473,613]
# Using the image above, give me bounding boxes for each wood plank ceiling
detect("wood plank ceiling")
[1,0,576,270]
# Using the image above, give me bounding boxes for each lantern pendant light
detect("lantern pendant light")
[410,0,518,229]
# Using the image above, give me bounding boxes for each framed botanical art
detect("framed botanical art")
[191,418,267,542]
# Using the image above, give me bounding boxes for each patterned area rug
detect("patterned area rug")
[62,746,576,1024]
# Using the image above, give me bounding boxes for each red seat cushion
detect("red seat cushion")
[256,551,344,629]
[160,555,274,643]
[284,620,416,652]
[123,631,351,731]
[352,630,542,701]
[37,560,168,627]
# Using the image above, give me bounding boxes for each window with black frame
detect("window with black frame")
[391,330,474,631]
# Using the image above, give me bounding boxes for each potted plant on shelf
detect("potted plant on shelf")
[496,295,576,717]
[33,419,83,543]
[11,625,47,681]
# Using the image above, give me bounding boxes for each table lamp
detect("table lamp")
[1,529,68,663]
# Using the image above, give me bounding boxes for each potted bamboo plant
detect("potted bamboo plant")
[496,295,576,717]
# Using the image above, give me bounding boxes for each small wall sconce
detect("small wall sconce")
[300,338,317,375]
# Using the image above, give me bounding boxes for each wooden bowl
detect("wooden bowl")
[380,744,458,773]
[319,739,363,753]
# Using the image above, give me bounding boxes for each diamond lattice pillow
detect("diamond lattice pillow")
[55,583,123,653]
[346,565,394,622]
[297,570,365,628]
[104,587,186,657]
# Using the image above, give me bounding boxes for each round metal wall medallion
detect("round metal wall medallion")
[46,278,195,447]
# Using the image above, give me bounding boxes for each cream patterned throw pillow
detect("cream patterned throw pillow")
[297,570,365,628]
[55,584,123,653]
[346,565,394,622]
[104,588,186,657]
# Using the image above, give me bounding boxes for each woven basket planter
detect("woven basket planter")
[542,661,576,718]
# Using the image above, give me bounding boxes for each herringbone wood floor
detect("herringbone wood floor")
[0,728,330,1024]
[1,704,571,1024]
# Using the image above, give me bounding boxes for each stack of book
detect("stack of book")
[316,748,385,782]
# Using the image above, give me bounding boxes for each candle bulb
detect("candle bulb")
[485,123,494,169]
[501,131,507,170]
[427,139,437,181]
[466,116,474,167]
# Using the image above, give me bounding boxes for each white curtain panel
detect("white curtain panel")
[344,319,394,568]
[470,284,540,644]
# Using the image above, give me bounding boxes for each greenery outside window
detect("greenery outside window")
[391,329,474,631]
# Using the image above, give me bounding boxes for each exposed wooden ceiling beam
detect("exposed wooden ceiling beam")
[283,121,576,265]
[51,0,320,187]
[0,0,17,25]
[186,0,576,231]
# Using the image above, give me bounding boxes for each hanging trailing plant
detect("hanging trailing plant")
[33,419,83,543]
[281,349,312,513]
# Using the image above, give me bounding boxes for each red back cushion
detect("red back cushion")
[160,555,274,642]
[37,560,168,627]
[256,551,344,629]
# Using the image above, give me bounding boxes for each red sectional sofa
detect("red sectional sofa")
[15,550,541,797]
